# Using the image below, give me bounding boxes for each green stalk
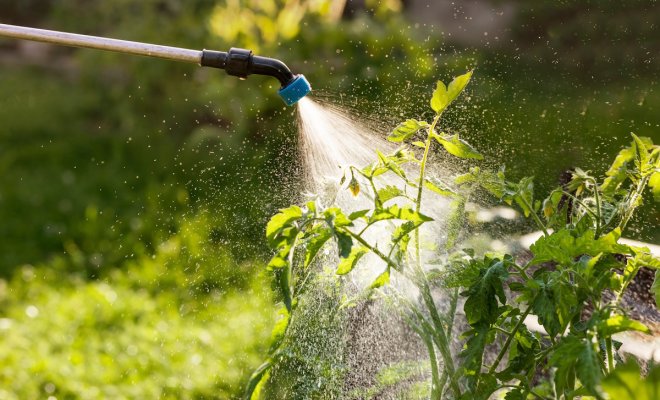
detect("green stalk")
[588,178,602,236]
[423,335,442,400]
[618,173,651,233]
[488,300,535,375]
[518,195,549,236]
[605,337,615,373]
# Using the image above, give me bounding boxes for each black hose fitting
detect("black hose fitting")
[201,47,294,87]
[200,47,311,105]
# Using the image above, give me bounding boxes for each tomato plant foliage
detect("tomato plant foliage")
[248,72,660,399]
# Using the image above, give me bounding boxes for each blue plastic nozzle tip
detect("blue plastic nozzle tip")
[278,74,311,106]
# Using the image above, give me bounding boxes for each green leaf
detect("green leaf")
[377,185,405,204]
[387,119,428,143]
[304,228,332,267]
[462,258,509,325]
[459,323,489,391]
[430,80,449,113]
[369,205,433,224]
[348,209,370,220]
[370,268,390,289]
[431,71,473,114]
[336,231,353,258]
[324,207,353,227]
[650,171,660,202]
[266,205,303,246]
[529,271,577,337]
[337,246,368,275]
[601,360,660,400]
[447,70,473,105]
[424,177,456,197]
[549,336,602,395]
[529,229,630,266]
[432,133,484,160]
[596,315,650,336]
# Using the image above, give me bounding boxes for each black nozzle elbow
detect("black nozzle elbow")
[201,48,310,105]
[201,48,294,87]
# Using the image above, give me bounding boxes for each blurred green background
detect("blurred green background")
[0,0,658,398]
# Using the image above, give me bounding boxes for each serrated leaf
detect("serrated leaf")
[549,336,602,395]
[377,185,405,204]
[462,258,509,325]
[388,119,428,143]
[459,323,489,390]
[266,205,303,246]
[529,228,631,266]
[337,246,368,275]
[432,133,484,160]
[370,268,390,288]
[412,141,426,148]
[596,315,650,336]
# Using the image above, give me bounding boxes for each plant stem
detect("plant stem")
[605,337,615,373]
[588,178,602,236]
[423,335,442,400]
[518,195,549,236]
[618,173,651,233]
[488,300,535,375]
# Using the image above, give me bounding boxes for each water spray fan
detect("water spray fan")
[0,23,311,106]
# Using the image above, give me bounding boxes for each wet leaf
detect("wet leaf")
[370,205,433,223]
[462,258,509,325]
[388,119,428,143]
[369,268,390,288]
[432,133,484,160]
[337,246,368,275]
[304,228,332,267]
[266,205,302,246]
[377,185,405,204]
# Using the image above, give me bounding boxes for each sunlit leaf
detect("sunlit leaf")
[266,205,302,246]
[304,228,332,267]
[369,268,390,288]
[387,119,428,143]
[377,185,405,204]
[430,80,449,113]
[424,177,456,197]
[596,315,650,336]
[432,133,484,160]
[601,360,660,400]
[336,246,368,275]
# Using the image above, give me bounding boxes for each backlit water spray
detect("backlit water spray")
[279,97,458,398]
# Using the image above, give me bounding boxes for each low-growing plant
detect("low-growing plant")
[249,72,660,399]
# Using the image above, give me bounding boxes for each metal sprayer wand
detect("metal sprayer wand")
[0,23,311,105]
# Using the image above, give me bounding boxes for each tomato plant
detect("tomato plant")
[249,72,660,399]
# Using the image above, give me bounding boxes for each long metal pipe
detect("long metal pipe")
[0,23,312,105]
[0,23,202,64]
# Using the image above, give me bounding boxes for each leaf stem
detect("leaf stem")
[518,195,549,236]
[488,300,535,375]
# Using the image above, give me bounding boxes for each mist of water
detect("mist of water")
[287,96,458,397]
